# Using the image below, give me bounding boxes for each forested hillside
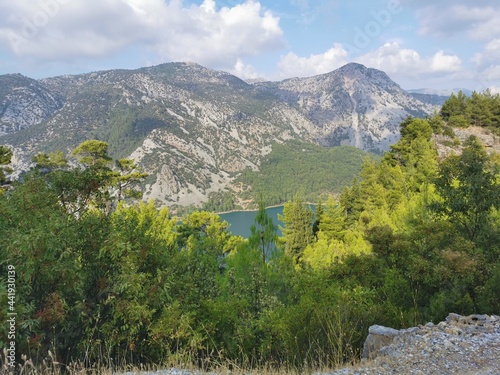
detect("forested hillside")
[0,92,499,373]
[237,141,372,206]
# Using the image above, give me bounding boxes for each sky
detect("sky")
[0,0,499,92]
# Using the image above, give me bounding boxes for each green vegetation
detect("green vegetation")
[249,197,278,262]
[238,141,372,205]
[440,90,500,134]
[0,99,499,373]
[0,145,12,188]
[201,190,239,212]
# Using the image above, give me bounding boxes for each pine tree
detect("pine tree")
[114,158,148,201]
[249,198,278,262]
[433,136,500,241]
[279,195,315,264]
[467,91,494,127]
[319,196,345,241]
[440,91,468,120]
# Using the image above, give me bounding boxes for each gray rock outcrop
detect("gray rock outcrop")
[330,313,500,374]
[362,325,399,359]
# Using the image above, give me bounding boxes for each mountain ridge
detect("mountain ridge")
[0,62,436,207]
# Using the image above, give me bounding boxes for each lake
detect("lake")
[218,204,316,238]
[218,206,285,238]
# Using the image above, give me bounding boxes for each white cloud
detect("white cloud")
[416,4,500,40]
[230,58,260,80]
[357,42,462,76]
[276,43,348,78]
[464,65,500,92]
[480,65,500,81]
[273,42,462,84]
[0,0,285,71]
[490,86,500,95]
[430,51,462,73]
[356,42,421,74]
[473,39,500,68]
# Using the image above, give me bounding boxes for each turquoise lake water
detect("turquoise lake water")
[218,206,285,238]
[218,205,316,238]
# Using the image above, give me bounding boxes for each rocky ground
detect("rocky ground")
[328,313,500,375]
[122,313,499,375]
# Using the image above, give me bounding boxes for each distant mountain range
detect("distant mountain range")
[407,88,473,96]
[1,62,438,207]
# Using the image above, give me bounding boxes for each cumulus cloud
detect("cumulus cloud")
[0,0,285,71]
[273,41,462,83]
[276,43,348,78]
[429,51,462,73]
[356,42,462,76]
[154,0,285,68]
[230,58,261,80]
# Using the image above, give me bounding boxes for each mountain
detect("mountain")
[408,92,449,107]
[0,62,435,207]
[406,88,475,107]
[0,74,63,135]
[407,88,473,96]
[255,63,432,151]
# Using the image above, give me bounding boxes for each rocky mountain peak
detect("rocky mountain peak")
[140,62,250,89]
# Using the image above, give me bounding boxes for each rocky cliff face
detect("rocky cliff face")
[0,62,435,206]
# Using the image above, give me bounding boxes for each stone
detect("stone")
[361,324,400,359]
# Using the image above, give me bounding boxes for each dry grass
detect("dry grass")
[0,349,359,375]
[1,345,363,375]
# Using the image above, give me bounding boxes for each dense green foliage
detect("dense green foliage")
[201,190,238,212]
[440,90,500,134]
[1,104,499,372]
[238,141,372,206]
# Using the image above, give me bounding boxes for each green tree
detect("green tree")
[32,151,68,170]
[383,117,437,190]
[433,136,500,241]
[114,158,148,201]
[440,91,468,121]
[91,201,176,363]
[319,196,345,241]
[0,173,88,363]
[248,198,278,262]
[467,91,494,127]
[312,198,324,237]
[68,140,115,212]
[279,195,315,264]
[72,139,112,167]
[427,112,444,133]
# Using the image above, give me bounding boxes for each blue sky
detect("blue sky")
[0,0,499,91]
